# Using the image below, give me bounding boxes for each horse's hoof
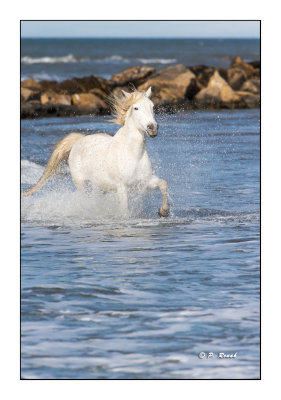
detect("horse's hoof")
[158,206,169,217]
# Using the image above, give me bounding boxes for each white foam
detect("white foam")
[94,55,130,63]
[21,72,63,82]
[21,54,88,64]
[21,181,149,226]
[21,162,256,227]
[21,159,149,224]
[107,55,127,61]
[137,58,177,64]
[21,160,45,185]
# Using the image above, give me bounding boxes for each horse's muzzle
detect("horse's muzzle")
[147,123,158,137]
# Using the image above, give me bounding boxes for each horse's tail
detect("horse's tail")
[21,133,84,198]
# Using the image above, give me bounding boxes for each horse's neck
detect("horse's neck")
[120,120,147,159]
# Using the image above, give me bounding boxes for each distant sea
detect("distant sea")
[21,38,260,82]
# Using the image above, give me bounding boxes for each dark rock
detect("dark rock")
[230,56,256,78]
[225,57,258,90]
[75,76,111,93]
[236,91,260,108]
[240,78,260,94]
[189,65,215,88]
[111,66,155,87]
[110,86,132,99]
[195,71,243,109]
[138,64,200,105]
[39,80,58,91]
[88,88,108,100]
[227,68,247,90]
[217,67,228,82]
[20,58,260,119]
[72,93,109,113]
[252,68,260,79]
[53,79,82,94]
[21,102,109,119]
[51,75,111,95]
[151,64,187,79]
[248,60,260,69]
[21,78,42,90]
[21,102,75,119]
[21,87,41,102]
[40,90,72,106]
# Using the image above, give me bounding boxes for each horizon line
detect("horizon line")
[21,36,260,40]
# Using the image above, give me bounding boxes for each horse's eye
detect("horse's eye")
[134,107,138,111]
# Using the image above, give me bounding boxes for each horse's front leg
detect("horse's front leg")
[147,175,169,217]
[117,184,129,217]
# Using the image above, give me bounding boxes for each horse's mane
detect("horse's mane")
[108,89,146,126]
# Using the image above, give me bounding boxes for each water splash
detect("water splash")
[21,159,258,227]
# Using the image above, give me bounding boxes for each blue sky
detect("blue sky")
[21,21,260,38]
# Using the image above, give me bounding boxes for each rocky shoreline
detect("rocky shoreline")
[21,56,260,119]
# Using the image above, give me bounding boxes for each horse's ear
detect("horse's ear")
[146,87,152,98]
[121,90,131,99]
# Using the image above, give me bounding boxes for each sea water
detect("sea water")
[21,109,260,378]
[21,38,260,82]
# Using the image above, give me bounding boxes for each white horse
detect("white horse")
[22,87,169,217]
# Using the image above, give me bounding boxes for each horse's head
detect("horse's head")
[115,88,158,137]
[110,87,158,137]
[126,87,158,137]
[132,88,158,137]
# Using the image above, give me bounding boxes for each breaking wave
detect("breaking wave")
[137,58,177,64]
[93,55,130,64]
[21,72,63,82]
[94,55,177,65]
[21,54,89,64]
[21,53,178,66]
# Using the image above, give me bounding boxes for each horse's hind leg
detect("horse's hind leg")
[147,175,169,217]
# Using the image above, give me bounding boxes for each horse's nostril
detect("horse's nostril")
[147,123,158,131]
